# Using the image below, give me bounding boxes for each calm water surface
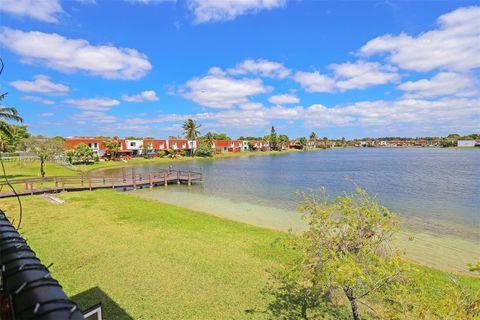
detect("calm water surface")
[96,148,479,235]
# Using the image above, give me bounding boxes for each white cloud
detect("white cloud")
[293,71,336,93]
[0,28,152,80]
[72,111,118,123]
[187,0,287,24]
[239,102,263,110]
[294,61,399,92]
[64,98,120,111]
[268,93,299,104]
[331,61,399,90]
[20,95,55,105]
[40,112,54,117]
[182,73,271,109]
[121,90,159,102]
[397,72,479,99]
[10,75,69,95]
[228,59,291,79]
[0,0,64,23]
[360,6,480,72]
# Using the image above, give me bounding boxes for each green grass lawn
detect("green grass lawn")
[2,190,288,319]
[1,190,479,319]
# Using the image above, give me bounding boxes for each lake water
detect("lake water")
[95,148,479,237]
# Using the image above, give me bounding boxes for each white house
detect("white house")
[125,139,144,156]
[242,140,249,151]
[457,140,476,147]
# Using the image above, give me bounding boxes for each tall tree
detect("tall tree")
[202,132,215,148]
[309,132,317,142]
[297,137,307,150]
[0,93,23,151]
[270,126,278,151]
[26,137,64,177]
[278,134,289,150]
[182,118,201,156]
[103,140,121,160]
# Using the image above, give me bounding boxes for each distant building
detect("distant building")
[457,140,476,147]
[211,140,243,153]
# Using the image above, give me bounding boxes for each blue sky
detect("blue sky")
[0,0,479,139]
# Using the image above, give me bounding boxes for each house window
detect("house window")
[160,144,164,149]
[130,142,136,147]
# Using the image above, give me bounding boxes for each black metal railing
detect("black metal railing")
[0,209,84,320]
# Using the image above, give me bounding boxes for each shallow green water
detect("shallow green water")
[94,148,480,272]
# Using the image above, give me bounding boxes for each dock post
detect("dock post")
[133,174,137,190]
[62,180,65,191]
[25,181,28,191]
[81,175,84,187]
[122,167,126,182]
[188,171,191,186]
[112,178,115,189]
[54,177,58,190]
[102,177,106,185]
[89,179,92,191]
[164,172,167,186]
[30,182,33,195]
[177,171,180,184]
[149,174,153,188]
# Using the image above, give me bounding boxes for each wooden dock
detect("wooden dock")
[0,169,203,198]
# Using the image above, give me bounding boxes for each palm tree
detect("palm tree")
[202,132,215,148]
[0,93,23,141]
[182,118,201,156]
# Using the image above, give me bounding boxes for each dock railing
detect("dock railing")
[0,169,203,198]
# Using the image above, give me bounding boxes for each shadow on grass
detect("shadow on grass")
[71,287,134,320]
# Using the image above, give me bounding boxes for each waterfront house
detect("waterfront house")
[212,140,243,153]
[125,139,144,156]
[143,139,168,155]
[457,140,476,147]
[64,137,107,157]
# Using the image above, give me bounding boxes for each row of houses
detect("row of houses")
[64,137,250,158]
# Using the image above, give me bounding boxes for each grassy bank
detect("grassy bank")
[1,190,478,319]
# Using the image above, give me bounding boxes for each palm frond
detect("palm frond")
[0,121,14,138]
[0,107,23,123]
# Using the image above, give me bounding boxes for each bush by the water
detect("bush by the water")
[195,143,214,157]
[261,187,480,319]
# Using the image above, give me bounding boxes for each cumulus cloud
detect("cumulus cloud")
[20,96,55,105]
[293,71,336,93]
[10,75,69,95]
[397,72,479,99]
[64,97,120,111]
[268,93,299,104]
[0,0,64,23]
[121,90,159,102]
[187,0,287,23]
[72,111,118,123]
[0,28,152,80]
[359,6,480,72]
[331,61,399,90]
[181,72,271,109]
[294,61,399,92]
[228,59,291,79]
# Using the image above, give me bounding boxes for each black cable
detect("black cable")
[0,57,23,230]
